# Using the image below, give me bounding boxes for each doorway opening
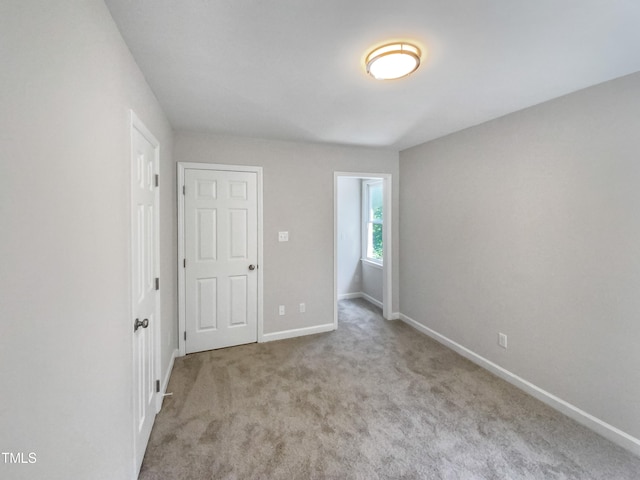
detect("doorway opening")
[334,172,393,327]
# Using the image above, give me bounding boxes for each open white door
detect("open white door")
[182,167,260,354]
[131,112,160,476]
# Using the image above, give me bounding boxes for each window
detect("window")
[362,180,383,264]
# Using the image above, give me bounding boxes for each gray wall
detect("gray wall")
[400,72,640,442]
[174,132,400,333]
[0,1,175,479]
[337,177,362,296]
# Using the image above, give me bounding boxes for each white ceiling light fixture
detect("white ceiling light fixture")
[366,42,422,80]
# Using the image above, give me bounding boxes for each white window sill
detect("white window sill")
[361,258,383,269]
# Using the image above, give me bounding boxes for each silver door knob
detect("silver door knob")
[134,318,149,332]
[248,264,256,271]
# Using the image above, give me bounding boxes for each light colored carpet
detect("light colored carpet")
[139,299,640,479]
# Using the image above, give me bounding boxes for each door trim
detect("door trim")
[334,172,393,326]
[130,110,161,478]
[177,162,264,357]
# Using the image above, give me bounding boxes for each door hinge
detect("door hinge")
[182,185,185,195]
[184,331,187,341]
[183,258,186,268]
[155,380,160,393]
[155,174,159,187]
[155,277,159,290]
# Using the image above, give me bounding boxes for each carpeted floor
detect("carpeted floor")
[139,299,640,479]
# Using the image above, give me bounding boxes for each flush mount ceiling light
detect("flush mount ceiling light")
[366,42,421,80]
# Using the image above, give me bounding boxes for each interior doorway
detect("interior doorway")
[333,172,393,327]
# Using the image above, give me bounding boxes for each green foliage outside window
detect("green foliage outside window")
[371,206,383,260]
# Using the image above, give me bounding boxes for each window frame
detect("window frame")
[361,179,384,266]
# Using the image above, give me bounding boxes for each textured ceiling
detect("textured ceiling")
[105,0,640,150]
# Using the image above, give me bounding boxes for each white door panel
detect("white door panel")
[185,169,258,354]
[131,118,158,476]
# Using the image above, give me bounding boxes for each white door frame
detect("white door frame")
[130,110,161,477]
[334,172,393,326]
[177,162,264,357]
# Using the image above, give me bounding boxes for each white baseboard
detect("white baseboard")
[390,312,400,320]
[157,348,178,412]
[261,323,335,343]
[338,292,362,300]
[399,313,640,457]
[361,293,383,309]
[338,292,384,309]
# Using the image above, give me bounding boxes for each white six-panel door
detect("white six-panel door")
[131,114,159,476]
[184,169,258,354]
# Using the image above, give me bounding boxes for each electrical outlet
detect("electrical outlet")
[299,303,306,313]
[278,231,289,242]
[279,305,285,316]
[498,333,508,349]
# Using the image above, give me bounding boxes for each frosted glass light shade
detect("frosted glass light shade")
[366,43,421,80]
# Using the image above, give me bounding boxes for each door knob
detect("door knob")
[134,318,149,332]
[248,264,256,271]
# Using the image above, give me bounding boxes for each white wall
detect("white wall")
[361,262,383,305]
[0,2,175,479]
[174,132,399,333]
[337,177,362,297]
[400,72,640,448]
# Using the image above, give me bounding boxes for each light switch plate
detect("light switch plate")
[278,231,289,242]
